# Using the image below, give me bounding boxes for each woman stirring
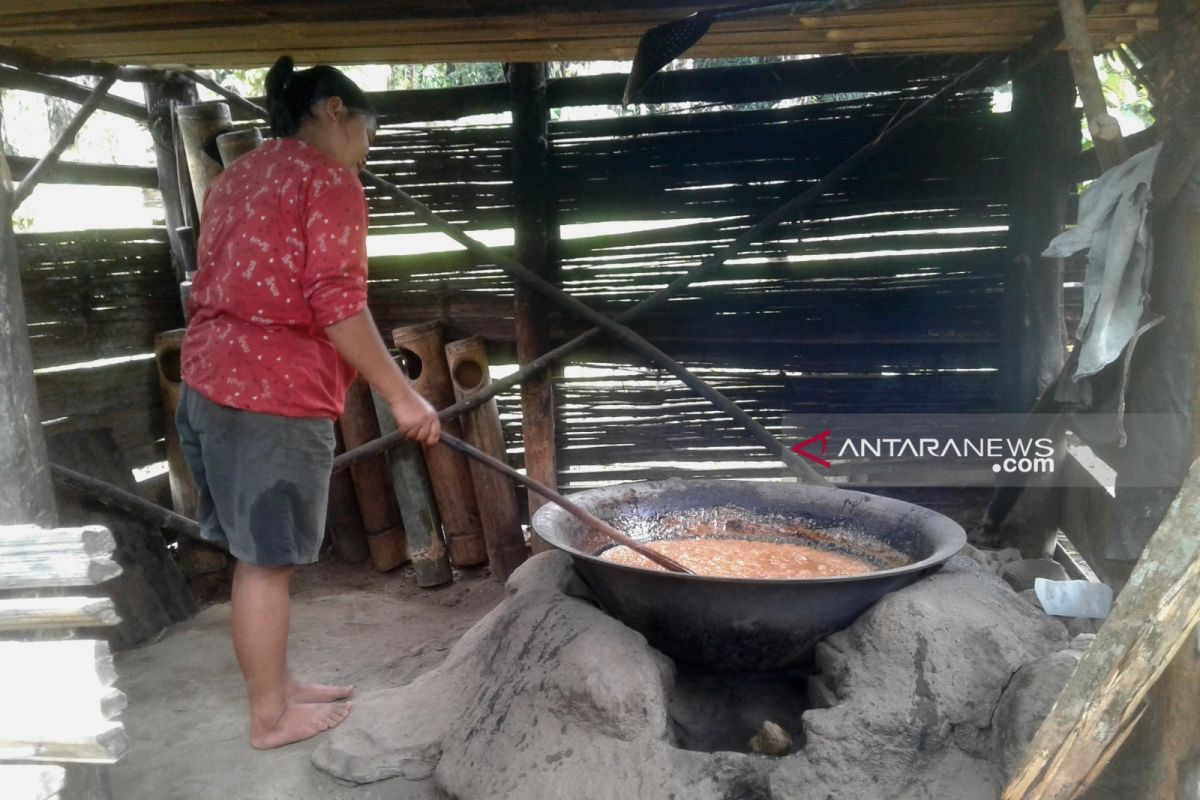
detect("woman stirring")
[177,56,440,749]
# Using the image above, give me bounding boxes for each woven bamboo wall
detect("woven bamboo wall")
[366,89,1011,487]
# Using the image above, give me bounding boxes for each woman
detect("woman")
[177,56,440,749]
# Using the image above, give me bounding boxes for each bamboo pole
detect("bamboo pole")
[215,127,262,166]
[1057,0,1130,171]
[369,385,453,587]
[326,426,371,564]
[12,73,116,208]
[0,65,145,120]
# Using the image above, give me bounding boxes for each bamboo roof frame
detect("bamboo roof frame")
[0,0,1158,68]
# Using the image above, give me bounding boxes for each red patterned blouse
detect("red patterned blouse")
[181,138,369,419]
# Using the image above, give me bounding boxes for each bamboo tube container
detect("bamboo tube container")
[337,377,409,572]
[392,322,488,567]
[370,387,452,588]
[326,426,370,564]
[215,127,263,167]
[444,336,529,581]
[175,101,230,211]
[153,329,228,577]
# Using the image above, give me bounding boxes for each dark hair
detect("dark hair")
[264,55,375,138]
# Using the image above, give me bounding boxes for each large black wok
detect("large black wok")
[531,479,966,671]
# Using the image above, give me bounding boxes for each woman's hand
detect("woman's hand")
[387,388,441,447]
[324,309,442,447]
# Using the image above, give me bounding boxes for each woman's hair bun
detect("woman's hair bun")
[263,54,375,138]
[265,55,295,98]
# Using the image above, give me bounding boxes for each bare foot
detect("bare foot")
[287,676,355,704]
[250,701,352,750]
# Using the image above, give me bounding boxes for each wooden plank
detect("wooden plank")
[1002,457,1200,799]
[0,595,120,631]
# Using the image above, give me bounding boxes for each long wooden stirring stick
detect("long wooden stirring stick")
[437,432,694,575]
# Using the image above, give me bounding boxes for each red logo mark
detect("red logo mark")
[791,429,832,468]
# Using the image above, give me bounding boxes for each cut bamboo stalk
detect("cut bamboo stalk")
[0,524,123,591]
[337,377,409,571]
[326,425,371,564]
[174,100,230,212]
[0,524,115,556]
[392,322,487,567]
[1002,456,1200,799]
[444,336,529,582]
[370,385,453,587]
[0,596,119,632]
[215,126,262,166]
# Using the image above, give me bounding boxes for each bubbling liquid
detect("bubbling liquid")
[599,537,878,579]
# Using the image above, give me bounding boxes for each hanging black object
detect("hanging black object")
[622,11,715,106]
[622,0,905,106]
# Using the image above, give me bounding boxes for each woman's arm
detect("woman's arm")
[324,308,441,446]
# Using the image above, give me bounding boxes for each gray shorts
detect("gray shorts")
[176,384,335,566]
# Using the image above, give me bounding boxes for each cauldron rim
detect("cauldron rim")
[531,478,966,585]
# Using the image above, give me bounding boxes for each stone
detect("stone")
[750,721,793,756]
[314,551,1068,800]
[771,555,1067,800]
[992,641,1088,782]
[999,558,1070,592]
[1018,588,1044,611]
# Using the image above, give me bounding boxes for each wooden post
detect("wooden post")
[0,151,56,527]
[392,322,487,567]
[143,74,198,289]
[1003,52,1076,413]
[508,62,560,550]
[444,336,529,582]
[1057,0,1130,171]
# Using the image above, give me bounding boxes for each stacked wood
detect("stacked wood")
[392,322,487,567]
[337,377,409,571]
[0,524,122,590]
[444,336,528,582]
[369,385,453,587]
[0,523,125,799]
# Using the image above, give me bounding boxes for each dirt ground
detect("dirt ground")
[111,559,507,800]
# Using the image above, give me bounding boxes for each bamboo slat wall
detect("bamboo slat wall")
[18,228,182,469]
